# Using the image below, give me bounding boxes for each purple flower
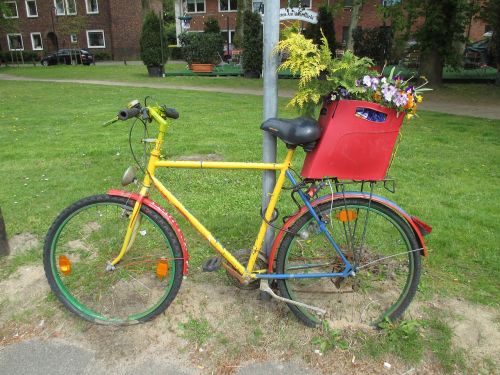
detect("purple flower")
[381,84,397,102]
[370,77,380,90]
[393,91,408,107]
[339,87,349,97]
[355,79,361,86]
[362,75,372,87]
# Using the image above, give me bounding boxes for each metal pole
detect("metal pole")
[262,1,280,257]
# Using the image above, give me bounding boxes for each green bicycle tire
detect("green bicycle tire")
[43,195,184,325]
[276,198,421,327]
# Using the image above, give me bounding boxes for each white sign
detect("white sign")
[279,7,318,24]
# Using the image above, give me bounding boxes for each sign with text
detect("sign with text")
[279,7,318,24]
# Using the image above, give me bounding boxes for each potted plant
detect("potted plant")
[276,31,429,118]
[140,11,168,77]
[180,32,223,73]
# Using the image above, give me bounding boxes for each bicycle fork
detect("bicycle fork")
[106,195,145,271]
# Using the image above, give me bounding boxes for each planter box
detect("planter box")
[301,100,404,181]
[191,63,214,73]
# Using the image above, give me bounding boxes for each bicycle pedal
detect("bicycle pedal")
[202,257,221,272]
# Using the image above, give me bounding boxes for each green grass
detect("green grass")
[179,317,214,347]
[0,80,499,309]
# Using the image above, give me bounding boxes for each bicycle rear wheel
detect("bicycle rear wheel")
[43,195,184,325]
[276,198,421,327]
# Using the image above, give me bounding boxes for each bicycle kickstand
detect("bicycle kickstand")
[259,279,327,317]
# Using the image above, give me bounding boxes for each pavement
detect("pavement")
[0,72,499,120]
[0,339,319,375]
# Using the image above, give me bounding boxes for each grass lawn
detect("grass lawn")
[0,79,499,373]
[0,80,498,307]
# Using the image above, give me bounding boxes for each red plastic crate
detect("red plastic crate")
[301,100,404,181]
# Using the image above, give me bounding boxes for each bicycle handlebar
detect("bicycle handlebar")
[118,107,141,121]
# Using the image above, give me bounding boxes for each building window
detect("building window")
[219,0,237,12]
[186,0,204,13]
[7,34,23,50]
[289,0,311,8]
[85,0,98,14]
[30,32,43,50]
[382,0,401,5]
[66,0,76,15]
[25,0,37,17]
[54,0,77,15]
[220,30,235,44]
[54,0,65,15]
[343,0,353,7]
[3,1,19,18]
[342,26,349,45]
[252,1,263,13]
[70,33,78,43]
[86,30,105,48]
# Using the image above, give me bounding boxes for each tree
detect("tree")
[481,0,500,85]
[381,0,474,85]
[346,0,363,51]
[416,0,471,85]
[204,18,221,34]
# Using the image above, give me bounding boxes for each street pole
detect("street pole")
[262,1,280,256]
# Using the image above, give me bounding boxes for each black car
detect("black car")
[40,49,94,66]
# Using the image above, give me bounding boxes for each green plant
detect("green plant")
[276,31,373,115]
[179,317,214,347]
[363,319,424,363]
[140,10,168,67]
[311,321,349,353]
[93,52,112,61]
[179,32,223,65]
[241,10,263,76]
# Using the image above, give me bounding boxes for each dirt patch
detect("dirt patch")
[439,298,500,365]
[0,265,49,317]
[8,233,39,256]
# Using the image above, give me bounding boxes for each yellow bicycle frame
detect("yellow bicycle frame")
[110,106,295,283]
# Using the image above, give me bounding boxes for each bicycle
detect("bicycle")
[43,98,431,327]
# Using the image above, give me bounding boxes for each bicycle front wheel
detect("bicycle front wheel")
[276,198,421,327]
[43,195,184,325]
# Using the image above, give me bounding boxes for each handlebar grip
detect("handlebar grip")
[164,107,179,119]
[118,107,141,121]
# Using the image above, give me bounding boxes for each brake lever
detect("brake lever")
[103,116,119,127]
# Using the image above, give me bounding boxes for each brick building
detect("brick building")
[174,0,489,47]
[1,0,163,60]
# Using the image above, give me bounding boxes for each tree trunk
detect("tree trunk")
[0,207,9,257]
[346,1,362,51]
[419,49,444,86]
[496,63,500,86]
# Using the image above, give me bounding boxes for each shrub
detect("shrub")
[242,10,263,76]
[140,10,168,67]
[93,52,112,61]
[180,32,223,65]
[168,45,183,60]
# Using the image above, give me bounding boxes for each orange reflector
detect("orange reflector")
[156,259,168,279]
[336,210,358,222]
[59,255,71,275]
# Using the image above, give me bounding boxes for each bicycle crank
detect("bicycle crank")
[259,280,327,316]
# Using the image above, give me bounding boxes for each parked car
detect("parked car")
[40,49,94,66]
